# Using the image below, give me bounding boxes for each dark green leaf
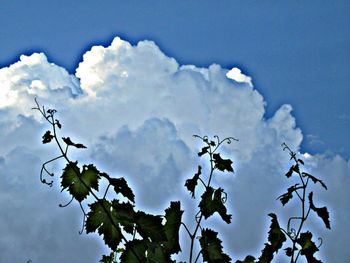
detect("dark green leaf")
[120,239,147,263]
[109,177,135,203]
[55,119,61,129]
[302,172,327,190]
[235,255,256,263]
[292,164,300,174]
[213,153,234,173]
[99,253,114,263]
[308,192,331,229]
[298,159,304,165]
[198,146,210,157]
[284,247,294,257]
[277,184,300,206]
[199,187,232,224]
[297,231,322,263]
[42,130,54,144]
[258,213,286,262]
[61,162,100,202]
[285,166,294,178]
[112,200,136,234]
[135,211,167,242]
[184,165,201,198]
[62,137,87,149]
[199,228,231,262]
[210,140,216,146]
[86,200,123,250]
[163,201,184,254]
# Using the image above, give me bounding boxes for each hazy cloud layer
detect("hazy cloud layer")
[0,37,348,262]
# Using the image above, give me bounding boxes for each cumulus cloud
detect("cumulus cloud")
[0,36,348,262]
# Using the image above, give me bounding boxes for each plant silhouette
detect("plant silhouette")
[33,99,330,263]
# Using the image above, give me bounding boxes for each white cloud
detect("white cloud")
[0,36,348,262]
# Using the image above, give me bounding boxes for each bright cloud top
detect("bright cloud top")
[0,37,348,262]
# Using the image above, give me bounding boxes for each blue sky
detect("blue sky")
[0,1,349,262]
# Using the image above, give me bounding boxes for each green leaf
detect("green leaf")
[112,200,136,234]
[62,137,87,149]
[308,192,331,229]
[297,231,322,263]
[213,153,234,172]
[120,239,147,263]
[302,172,327,190]
[146,242,173,263]
[198,146,210,157]
[199,187,232,224]
[163,201,184,254]
[277,184,300,206]
[284,247,294,257]
[199,228,231,262]
[135,211,167,242]
[235,255,256,263]
[42,130,54,144]
[61,162,100,202]
[108,177,135,203]
[99,253,114,263]
[184,165,201,198]
[86,200,123,250]
[258,213,286,262]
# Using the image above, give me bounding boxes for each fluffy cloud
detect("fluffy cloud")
[0,37,348,262]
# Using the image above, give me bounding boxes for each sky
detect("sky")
[0,1,349,262]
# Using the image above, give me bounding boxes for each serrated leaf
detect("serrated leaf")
[199,187,232,224]
[109,177,135,203]
[61,162,100,202]
[308,192,331,229]
[42,130,54,144]
[184,165,201,198]
[198,146,210,157]
[258,213,286,262]
[163,201,184,254]
[135,211,167,242]
[146,242,173,263]
[120,239,147,263]
[62,137,87,149]
[99,253,114,263]
[297,231,322,263]
[277,184,300,206]
[213,153,234,172]
[86,200,123,250]
[199,228,231,262]
[112,200,136,234]
[235,255,256,263]
[302,172,327,190]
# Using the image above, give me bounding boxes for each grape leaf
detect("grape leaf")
[184,165,201,198]
[55,119,62,129]
[258,213,286,262]
[302,172,327,190]
[235,255,256,263]
[109,177,135,203]
[120,239,147,263]
[163,201,184,254]
[297,231,322,263]
[199,228,231,262]
[62,137,87,149]
[308,192,331,229]
[61,162,100,202]
[199,187,232,224]
[112,200,136,234]
[86,200,123,250]
[99,253,114,263]
[42,130,54,144]
[135,211,167,242]
[198,146,210,157]
[213,153,234,172]
[277,184,300,206]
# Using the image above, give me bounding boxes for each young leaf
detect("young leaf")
[109,177,135,203]
[198,146,210,157]
[285,166,294,178]
[163,201,184,254]
[213,153,234,173]
[55,119,62,129]
[235,255,256,263]
[42,130,54,144]
[309,192,331,229]
[184,165,201,198]
[297,231,322,263]
[61,162,100,202]
[86,200,123,250]
[284,247,294,257]
[199,187,232,224]
[135,211,167,242]
[199,228,231,262]
[277,184,300,206]
[302,172,327,190]
[62,137,87,149]
[258,213,286,262]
